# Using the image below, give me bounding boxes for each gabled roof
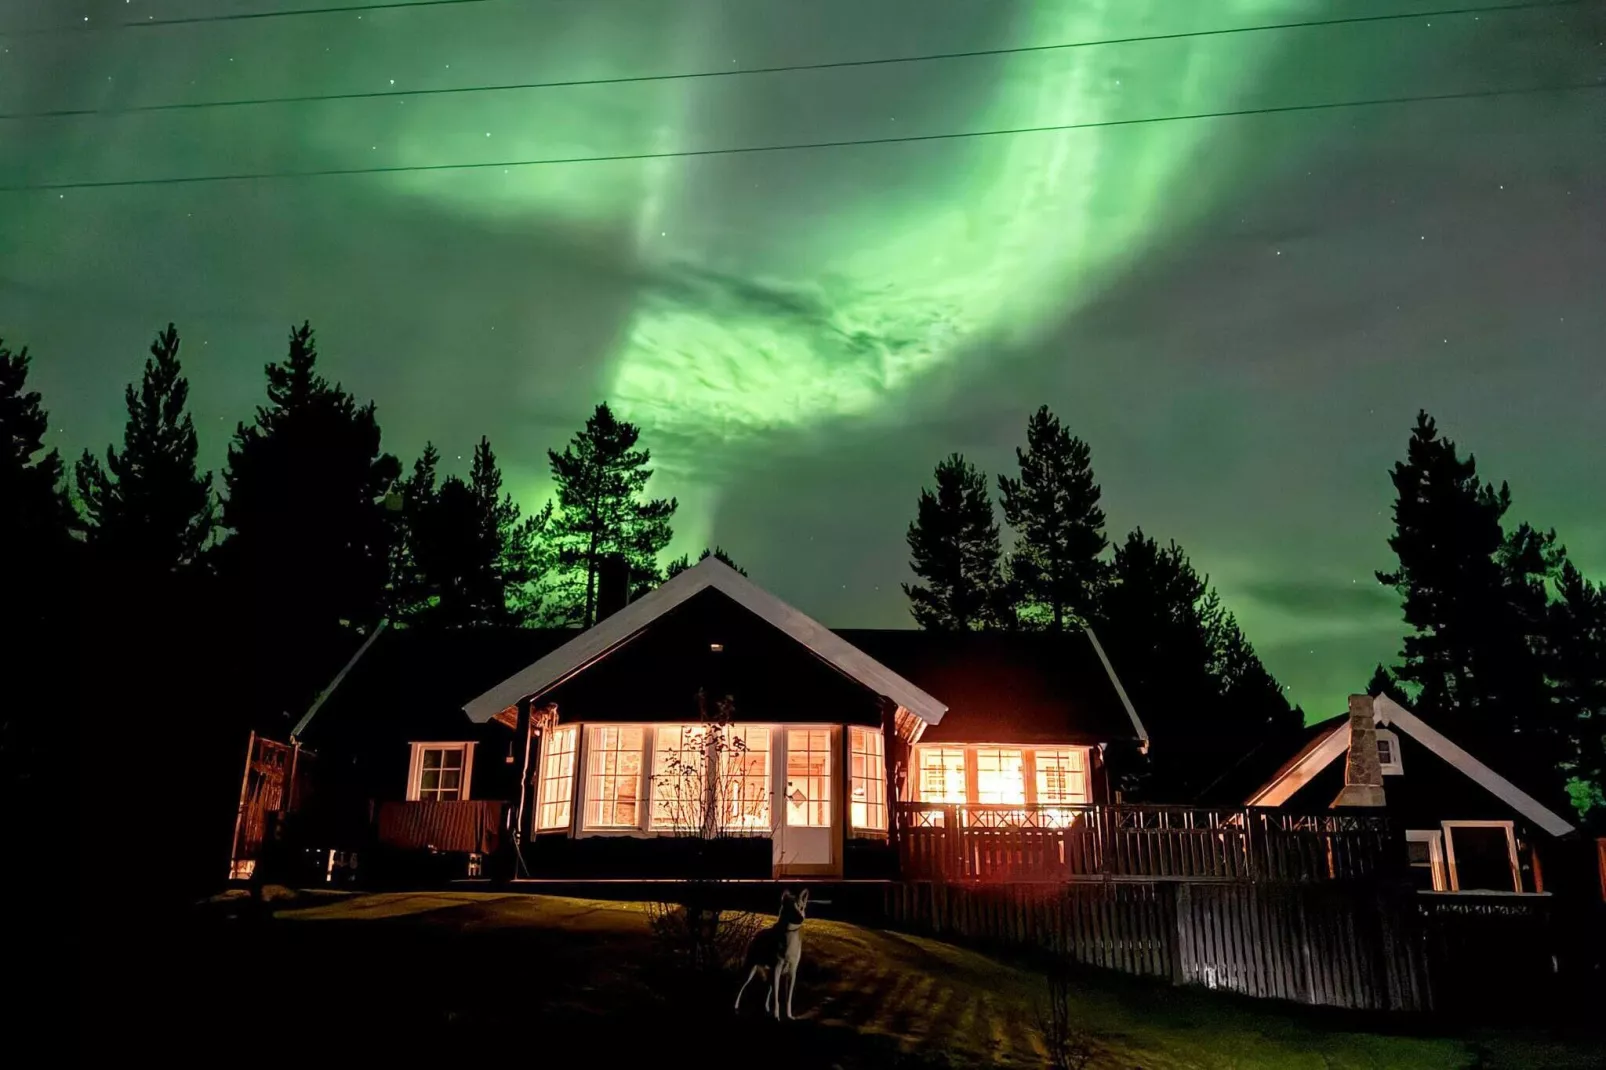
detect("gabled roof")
[834,627,1148,746]
[1246,696,1575,837]
[461,557,948,726]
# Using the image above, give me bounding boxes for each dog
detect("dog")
[734,888,809,1020]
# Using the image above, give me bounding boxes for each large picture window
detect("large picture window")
[913,744,1094,818]
[650,725,710,830]
[850,726,887,831]
[974,748,1026,805]
[536,725,578,830]
[785,728,831,827]
[585,725,644,828]
[407,742,474,802]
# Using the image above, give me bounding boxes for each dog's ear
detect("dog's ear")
[780,890,794,907]
[798,889,810,908]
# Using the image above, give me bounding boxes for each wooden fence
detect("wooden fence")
[882,880,1431,1011]
[894,803,1393,884]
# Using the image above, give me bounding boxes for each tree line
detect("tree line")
[901,407,1604,822]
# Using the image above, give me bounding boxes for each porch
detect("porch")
[894,802,1395,883]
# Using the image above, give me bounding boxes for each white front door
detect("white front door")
[773,726,838,876]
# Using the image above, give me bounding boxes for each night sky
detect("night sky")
[4,0,1603,714]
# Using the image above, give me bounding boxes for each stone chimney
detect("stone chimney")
[596,552,630,623]
[1332,693,1387,808]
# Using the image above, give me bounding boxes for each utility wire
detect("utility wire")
[2,1,1585,121]
[1,0,498,36]
[6,80,1600,195]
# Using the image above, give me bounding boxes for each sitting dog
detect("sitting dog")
[734,888,809,1020]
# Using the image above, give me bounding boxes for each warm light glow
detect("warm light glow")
[917,747,967,804]
[649,724,708,830]
[1034,748,1089,805]
[785,728,831,827]
[913,744,1093,820]
[722,725,772,831]
[585,725,644,828]
[536,725,578,830]
[849,726,887,831]
[975,748,1026,805]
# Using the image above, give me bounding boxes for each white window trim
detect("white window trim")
[849,725,888,833]
[1376,729,1403,775]
[406,741,475,802]
[1441,819,1522,893]
[581,724,649,833]
[1405,829,1447,891]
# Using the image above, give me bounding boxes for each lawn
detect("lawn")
[106,890,1595,1069]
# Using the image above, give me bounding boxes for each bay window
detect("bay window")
[849,726,887,831]
[536,725,577,830]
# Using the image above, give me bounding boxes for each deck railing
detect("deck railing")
[893,802,1394,884]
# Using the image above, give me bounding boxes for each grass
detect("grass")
[100,890,1597,1069]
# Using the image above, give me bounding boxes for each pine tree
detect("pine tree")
[902,454,1004,631]
[219,322,400,636]
[547,402,676,626]
[1366,663,1410,705]
[1097,528,1295,799]
[387,443,442,620]
[998,406,1108,630]
[666,546,747,579]
[74,324,213,573]
[1551,561,1606,825]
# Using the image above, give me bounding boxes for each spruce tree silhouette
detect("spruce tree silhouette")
[401,437,550,627]
[547,402,675,626]
[902,453,1005,631]
[998,406,1108,631]
[665,545,746,579]
[1097,528,1297,800]
[219,322,400,680]
[1375,411,1563,782]
[1550,561,1606,825]
[75,323,213,576]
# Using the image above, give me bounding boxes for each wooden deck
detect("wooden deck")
[893,802,1395,883]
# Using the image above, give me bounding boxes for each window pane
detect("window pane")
[916,747,967,804]
[537,725,576,830]
[420,770,441,792]
[586,725,644,828]
[849,726,886,831]
[1034,748,1089,806]
[1449,826,1516,892]
[651,724,707,830]
[975,749,1025,805]
[722,726,771,831]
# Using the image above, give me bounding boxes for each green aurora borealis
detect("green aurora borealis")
[3,0,1603,714]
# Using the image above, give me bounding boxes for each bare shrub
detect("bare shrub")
[1034,958,1098,1070]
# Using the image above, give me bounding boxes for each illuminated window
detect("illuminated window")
[974,748,1025,805]
[722,726,772,831]
[407,742,473,802]
[917,747,967,803]
[849,726,887,831]
[785,728,831,827]
[1033,748,1088,805]
[536,725,577,830]
[585,725,644,828]
[650,725,709,830]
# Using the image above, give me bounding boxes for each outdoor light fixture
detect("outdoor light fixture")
[709,642,724,652]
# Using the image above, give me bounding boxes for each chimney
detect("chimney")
[596,552,629,623]
[1332,693,1387,808]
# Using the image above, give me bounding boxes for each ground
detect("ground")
[106,890,1597,1068]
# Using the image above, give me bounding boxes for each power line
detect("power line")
[2,1,1585,122]
[1,0,498,36]
[6,80,1600,195]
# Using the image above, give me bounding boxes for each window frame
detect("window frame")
[1405,829,1447,891]
[784,727,833,828]
[582,725,647,831]
[849,726,887,832]
[1376,730,1403,775]
[535,724,578,832]
[406,741,475,803]
[910,743,1094,809]
[1441,819,1522,893]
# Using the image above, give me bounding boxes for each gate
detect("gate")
[228,732,313,880]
